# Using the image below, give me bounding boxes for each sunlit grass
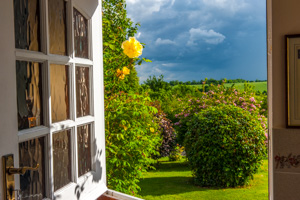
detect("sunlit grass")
[138,157,268,200]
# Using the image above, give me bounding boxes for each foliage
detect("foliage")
[151,101,177,158]
[105,92,162,194]
[169,145,184,161]
[184,104,267,187]
[141,75,172,100]
[173,82,267,145]
[103,0,157,195]
[102,0,149,94]
[169,78,267,86]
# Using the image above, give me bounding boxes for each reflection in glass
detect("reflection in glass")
[76,67,90,117]
[14,0,40,51]
[48,0,67,55]
[77,124,91,176]
[19,137,45,200]
[53,130,71,191]
[16,61,43,130]
[74,8,88,58]
[50,64,69,123]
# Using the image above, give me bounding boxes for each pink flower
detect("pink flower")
[215,100,221,103]
[250,97,255,102]
[250,104,256,109]
[249,109,253,112]
[184,113,189,117]
[239,97,244,101]
[174,122,180,126]
[234,91,238,95]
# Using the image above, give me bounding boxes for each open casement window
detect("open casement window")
[0,0,106,199]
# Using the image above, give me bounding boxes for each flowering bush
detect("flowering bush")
[173,82,268,145]
[103,0,158,195]
[151,101,177,158]
[105,92,161,194]
[185,104,267,187]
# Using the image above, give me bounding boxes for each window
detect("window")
[13,0,104,198]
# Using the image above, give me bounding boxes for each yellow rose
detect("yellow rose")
[121,37,143,58]
[117,69,122,76]
[150,127,155,133]
[122,67,130,75]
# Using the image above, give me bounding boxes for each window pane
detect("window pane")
[50,64,70,123]
[76,67,90,117]
[77,124,91,176]
[14,0,40,51]
[16,61,43,130]
[73,8,88,58]
[53,130,71,191]
[19,137,45,200]
[48,0,67,55]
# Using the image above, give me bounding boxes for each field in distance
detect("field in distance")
[192,81,267,93]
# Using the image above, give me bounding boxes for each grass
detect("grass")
[138,158,268,200]
[192,82,267,93]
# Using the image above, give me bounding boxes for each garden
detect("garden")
[102,0,268,199]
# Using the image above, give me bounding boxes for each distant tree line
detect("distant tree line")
[168,78,267,86]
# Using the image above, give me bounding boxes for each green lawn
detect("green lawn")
[192,82,267,93]
[138,158,268,200]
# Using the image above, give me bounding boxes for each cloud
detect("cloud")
[126,0,267,82]
[155,38,176,45]
[202,0,249,13]
[136,32,141,39]
[126,0,172,21]
[187,28,225,45]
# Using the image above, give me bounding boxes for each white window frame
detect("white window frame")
[14,0,106,199]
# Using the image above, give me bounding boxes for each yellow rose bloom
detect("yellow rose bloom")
[121,37,143,58]
[119,74,125,80]
[122,67,130,75]
[117,69,122,76]
[116,67,130,80]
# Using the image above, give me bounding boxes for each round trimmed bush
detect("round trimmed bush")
[184,104,267,187]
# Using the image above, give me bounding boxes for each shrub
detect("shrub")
[184,104,267,187]
[169,144,184,161]
[150,101,177,158]
[105,92,161,194]
[174,82,268,145]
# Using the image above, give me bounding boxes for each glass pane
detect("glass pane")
[53,130,71,191]
[77,124,91,176]
[50,64,70,123]
[48,0,67,55]
[16,61,43,130]
[19,137,45,200]
[73,8,88,58]
[76,67,90,117]
[14,0,40,51]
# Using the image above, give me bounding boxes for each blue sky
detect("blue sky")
[126,0,267,83]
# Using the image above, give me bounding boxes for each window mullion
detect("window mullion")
[68,0,75,59]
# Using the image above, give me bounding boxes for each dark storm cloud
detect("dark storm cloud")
[126,0,266,82]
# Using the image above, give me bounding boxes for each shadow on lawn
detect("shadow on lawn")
[153,161,190,172]
[138,176,223,196]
